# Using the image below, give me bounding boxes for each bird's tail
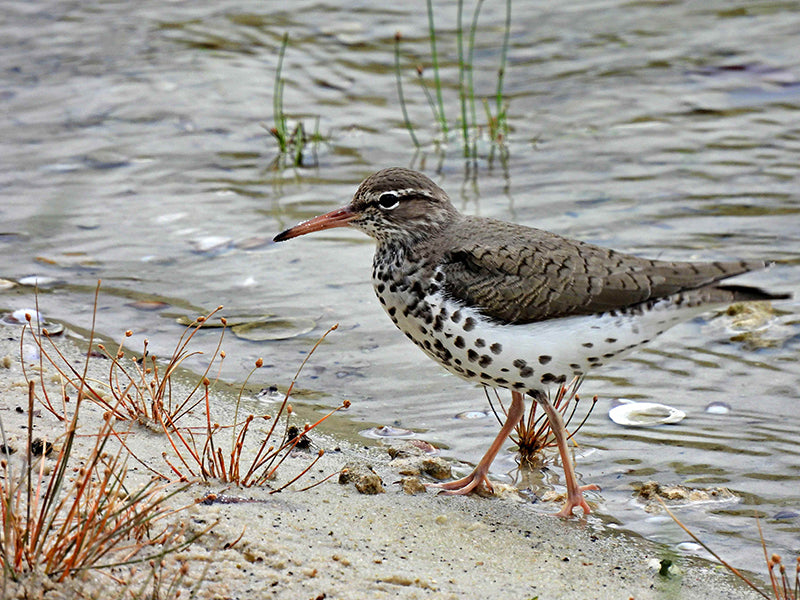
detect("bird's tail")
[712,284,791,303]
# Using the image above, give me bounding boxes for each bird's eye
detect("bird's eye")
[377,192,400,210]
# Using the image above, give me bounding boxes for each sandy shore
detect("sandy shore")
[0,321,761,600]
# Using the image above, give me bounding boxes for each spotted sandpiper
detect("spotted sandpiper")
[273,167,788,517]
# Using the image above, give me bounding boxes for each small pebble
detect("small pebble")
[257,386,283,402]
[386,440,438,459]
[31,438,53,457]
[391,458,421,476]
[420,457,451,480]
[339,463,384,495]
[400,477,427,495]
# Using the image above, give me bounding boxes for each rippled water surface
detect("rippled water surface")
[2,0,799,574]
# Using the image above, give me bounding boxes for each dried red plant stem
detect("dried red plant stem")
[663,501,771,600]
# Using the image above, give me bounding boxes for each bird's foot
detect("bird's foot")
[553,483,601,518]
[427,468,494,496]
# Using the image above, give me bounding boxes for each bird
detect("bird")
[273,167,789,517]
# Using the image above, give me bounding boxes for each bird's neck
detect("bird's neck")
[373,238,436,285]
[373,240,409,277]
[372,211,461,285]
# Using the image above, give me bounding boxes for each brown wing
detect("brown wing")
[438,217,768,324]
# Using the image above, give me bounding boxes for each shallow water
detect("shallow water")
[2,0,799,573]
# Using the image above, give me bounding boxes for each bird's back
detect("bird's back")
[430,215,785,325]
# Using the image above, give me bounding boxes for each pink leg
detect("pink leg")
[431,390,525,495]
[533,390,599,517]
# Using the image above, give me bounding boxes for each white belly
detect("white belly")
[375,277,709,394]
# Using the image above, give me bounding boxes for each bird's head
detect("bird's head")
[273,168,458,246]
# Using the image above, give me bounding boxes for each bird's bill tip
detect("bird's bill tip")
[273,207,356,242]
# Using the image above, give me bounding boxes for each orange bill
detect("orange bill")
[273,206,356,242]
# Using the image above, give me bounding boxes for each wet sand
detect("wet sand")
[0,323,761,599]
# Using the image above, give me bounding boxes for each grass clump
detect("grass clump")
[22,287,226,428]
[395,0,511,161]
[0,382,202,593]
[4,282,347,596]
[487,376,597,467]
[23,282,346,489]
[158,324,349,488]
[265,32,325,169]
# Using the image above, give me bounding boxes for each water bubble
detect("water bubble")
[1,309,65,335]
[190,236,234,256]
[127,300,170,311]
[608,400,685,427]
[455,410,491,420]
[704,401,731,415]
[360,426,416,439]
[18,275,58,287]
[676,541,704,553]
[4,309,44,325]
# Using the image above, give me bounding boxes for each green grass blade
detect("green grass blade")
[273,33,289,152]
[425,0,448,135]
[466,0,485,158]
[417,67,442,133]
[456,0,469,156]
[394,32,420,148]
[495,0,511,118]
